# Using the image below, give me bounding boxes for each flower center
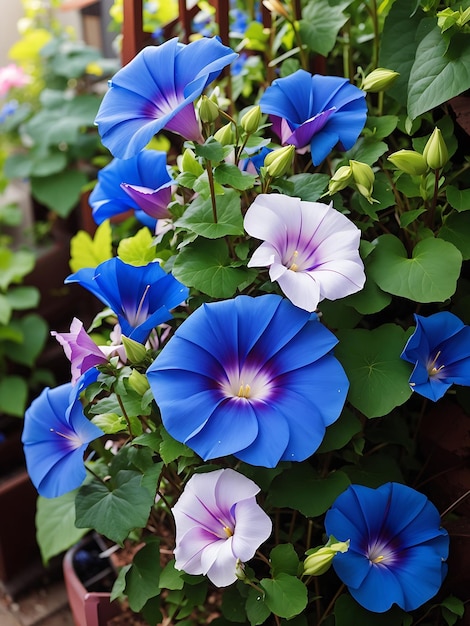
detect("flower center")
[427,351,445,377]
[366,540,396,566]
[49,428,83,449]
[126,284,150,326]
[288,250,299,272]
[221,366,272,402]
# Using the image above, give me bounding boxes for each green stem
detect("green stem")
[116,393,134,438]
[206,159,218,223]
[318,583,345,625]
[85,465,111,491]
[427,168,441,230]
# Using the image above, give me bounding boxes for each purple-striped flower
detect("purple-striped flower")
[172,468,272,587]
[89,151,173,226]
[244,194,365,313]
[400,311,470,401]
[324,483,449,613]
[65,258,189,344]
[22,383,103,498]
[147,294,349,467]
[95,37,238,159]
[52,318,125,384]
[259,70,367,165]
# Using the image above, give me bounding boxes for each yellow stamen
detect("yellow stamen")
[428,351,445,376]
[289,250,299,272]
[238,384,251,398]
[223,526,233,537]
[371,555,385,564]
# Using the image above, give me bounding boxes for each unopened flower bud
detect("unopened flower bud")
[328,165,353,195]
[214,122,234,146]
[122,335,147,363]
[264,145,295,178]
[181,148,204,176]
[388,149,428,176]
[128,369,150,395]
[350,160,377,203]
[423,128,449,170]
[303,537,350,576]
[361,68,400,92]
[262,0,290,18]
[240,106,262,135]
[199,95,219,124]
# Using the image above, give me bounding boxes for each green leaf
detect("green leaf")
[75,471,154,544]
[159,559,185,591]
[364,116,399,141]
[0,248,35,290]
[30,151,68,177]
[173,238,256,298]
[317,408,362,453]
[335,325,413,418]
[0,376,28,417]
[379,0,427,105]
[221,584,249,623]
[36,490,89,564]
[123,539,162,612]
[267,463,350,517]
[69,220,113,272]
[214,163,256,191]
[118,227,156,265]
[287,173,329,201]
[343,453,405,488]
[298,0,351,56]
[439,212,470,259]
[0,294,11,325]
[408,27,470,120]
[8,313,48,366]
[441,596,465,626]
[31,170,88,217]
[344,138,388,166]
[246,587,271,626]
[175,188,244,239]
[345,274,392,315]
[446,185,470,212]
[269,544,299,577]
[399,208,427,228]
[159,428,195,465]
[368,234,462,302]
[260,574,307,619]
[6,286,40,310]
[194,138,225,162]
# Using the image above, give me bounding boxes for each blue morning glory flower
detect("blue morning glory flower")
[400,312,470,401]
[65,258,189,343]
[89,150,173,226]
[324,482,449,613]
[147,294,349,468]
[95,37,238,159]
[22,383,103,498]
[259,70,367,165]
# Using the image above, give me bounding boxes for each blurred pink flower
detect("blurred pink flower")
[0,64,30,97]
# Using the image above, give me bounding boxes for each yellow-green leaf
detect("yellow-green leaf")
[69,220,113,272]
[117,228,156,266]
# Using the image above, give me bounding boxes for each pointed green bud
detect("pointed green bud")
[122,335,148,363]
[214,122,234,146]
[350,160,377,203]
[240,106,262,135]
[128,369,150,396]
[303,536,350,577]
[388,149,428,176]
[423,128,449,170]
[181,148,204,176]
[361,67,400,92]
[264,145,295,178]
[328,165,353,195]
[199,95,219,124]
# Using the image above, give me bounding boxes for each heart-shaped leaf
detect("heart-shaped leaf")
[335,324,413,418]
[368,234,461,302]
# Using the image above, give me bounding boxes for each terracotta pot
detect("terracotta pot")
[63,536,122,626]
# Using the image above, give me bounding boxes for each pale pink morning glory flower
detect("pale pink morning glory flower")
[244,194,365,312]
[172,468,272,587]
[52,318,125,384]
[0,64,30,97]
